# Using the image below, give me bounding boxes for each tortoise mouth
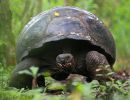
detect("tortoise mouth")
[56,59,74,73]
[57,62,72,68]
[56,62,73,73]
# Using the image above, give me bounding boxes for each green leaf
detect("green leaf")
[42,71,51,77]
[47,82,65,90]
[30,66,39,77]
[19,70,32,76]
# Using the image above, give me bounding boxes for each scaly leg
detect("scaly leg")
[85,51,112,82]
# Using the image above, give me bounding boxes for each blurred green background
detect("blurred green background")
[0,0,130,70]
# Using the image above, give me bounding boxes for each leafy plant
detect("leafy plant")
[19,66,41,88]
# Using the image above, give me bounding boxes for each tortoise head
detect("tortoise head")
[56,53,75,72]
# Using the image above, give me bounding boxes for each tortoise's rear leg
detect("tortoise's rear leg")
[9,58,45,89]
[85,51,112,82]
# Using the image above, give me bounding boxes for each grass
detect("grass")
[0,64,130,100]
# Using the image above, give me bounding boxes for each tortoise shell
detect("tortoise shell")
[16,7,116,66]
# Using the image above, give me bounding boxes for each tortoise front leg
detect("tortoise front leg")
[85,51,112,82]
[9,58,45,89]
